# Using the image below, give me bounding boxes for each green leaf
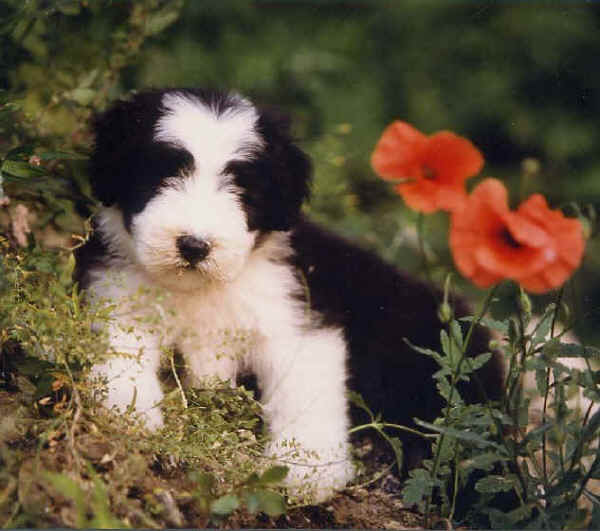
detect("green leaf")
[475,474,517,494]
[440,329,451,360]
[486,503,534,528]
[4,145,35,160]
[64,88,96,106]
[1,160,45,178]
[39,151,87,161]
[33,373,55,400]
[15,356,54,377]
[519,422,554,447]
[252,489,286,517]
[461,451,506,472]
[508,317,520,346]
[543,340,600,360]
[45,472,87,528]
[544,470,581,499]
[144,4,183,35]
[88,467,124,529]
[347,390,373,419]
[535,367,548,395]
[244,472,260,487]
[401,468,437,507]
[259,466,288,485]
[465,352,492,373]
[581,408,600,445]
[245,491,260,514]
[449,319,464,352]
[78,68,99,89]
[586,446,600,480]
[56,1,81,15]
[460,316,509,334]
[532,309,555,345]
[415,419,504,450]
[435,377,464,406]
[210,494,239,517]
[404,338,443,365]
[379,433,403,471]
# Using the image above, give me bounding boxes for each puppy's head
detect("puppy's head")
[90,88,311,289]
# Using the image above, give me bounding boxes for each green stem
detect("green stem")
[449,448,460,522]
[541,286,564,501]
[417,213,433,285]
[349,421,437,440]
[423,285,498,526]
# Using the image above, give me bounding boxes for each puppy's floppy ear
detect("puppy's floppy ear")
[88,91,172,207]
[89,103,123,206]
[230,105,312,232]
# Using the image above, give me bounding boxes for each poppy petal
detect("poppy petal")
[470,178,510,217]
[396,181,439,213]
[540,260,574,290]
[503,212,552,248]
[434,186,469,212]
[371,121,427,181]
[423,132,484,185]
[469,267,504,289]
[475,244,548,279]
[518,273,551,294]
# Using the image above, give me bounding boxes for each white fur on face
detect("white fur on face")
[131,176,255,290]
[129,92,263,290]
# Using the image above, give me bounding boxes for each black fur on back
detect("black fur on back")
[290,217,505,467]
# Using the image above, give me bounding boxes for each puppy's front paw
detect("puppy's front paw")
[92,361,165,431]
[138,406,165,431]
[102,387,165,430]
[265,439,354,503]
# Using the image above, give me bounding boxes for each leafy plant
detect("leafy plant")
[190,465,288,524]
[369,118,600,528]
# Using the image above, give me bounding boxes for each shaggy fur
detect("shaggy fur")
[76,88,504,501]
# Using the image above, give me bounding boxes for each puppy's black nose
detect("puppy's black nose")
[176,235,210,266]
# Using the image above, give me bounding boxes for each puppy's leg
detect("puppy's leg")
[256,327,354,502]
[177,332,239,387]
[92,320,164,430]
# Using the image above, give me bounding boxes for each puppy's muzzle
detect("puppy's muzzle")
[176,235,211,267]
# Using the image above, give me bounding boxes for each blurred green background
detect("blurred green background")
[2,0,600,341]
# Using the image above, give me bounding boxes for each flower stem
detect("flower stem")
[423,285,498,527]
[541,286,564,503]
[348,421,436,440]
[417,213,433,285]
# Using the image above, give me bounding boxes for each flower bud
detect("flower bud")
[560,301,571,323]
[336,123,352,135]
[581,217,592,240]
[437,301,453,324]
[521,157,540,177]
[519,290,532,316]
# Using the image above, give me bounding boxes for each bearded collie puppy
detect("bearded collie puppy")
[75,88,504,501]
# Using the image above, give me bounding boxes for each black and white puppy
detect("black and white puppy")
[76,88,504,501]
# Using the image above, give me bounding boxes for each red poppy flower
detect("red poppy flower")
[371,121,484,213]
[449,178,585,293]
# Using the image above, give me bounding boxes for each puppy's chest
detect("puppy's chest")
[169,288,261,352]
